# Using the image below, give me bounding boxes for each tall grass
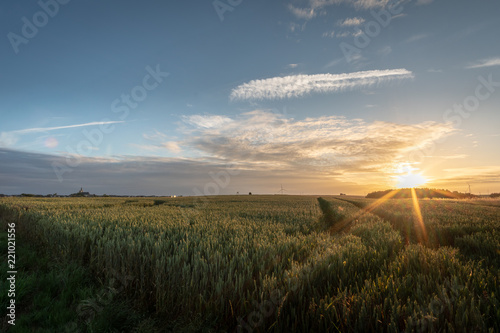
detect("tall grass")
[0,195,498,332]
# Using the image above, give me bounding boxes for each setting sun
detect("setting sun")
[393,163,428,188]
[396,172,428,188]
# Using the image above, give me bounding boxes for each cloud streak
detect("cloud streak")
[289,0,396,20]
[466,57,500,69]
[11,121,125,134]
[0,121,125,148]
[230,69,413,101]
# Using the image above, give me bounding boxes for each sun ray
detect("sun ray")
[341,189,401,229]
[411,187,428,243]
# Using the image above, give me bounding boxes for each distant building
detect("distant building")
[71,187,90,197]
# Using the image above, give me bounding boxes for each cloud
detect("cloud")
[0,112,459,195]
[288,5,316,19]
[0,148,236,196]
[9,121,124,135]
[178,111,455,182]
[324,57,345,68]
[287,63,299,69]
[0,121,125,148]
[129,144,162,152]
[430,154,468,160]
[404,34,428,43]
[289,0,391,20]
[0,132,18,147]
[431,166,500,186]
[378,46,392,56]
[230,69,413,101]
[162,141,182,153]
[465,57,500,69]
[337,17,365,26]
[0,147,360,196]
[184,115,233,129]
[143,130,168,141]
[322,31,336,38]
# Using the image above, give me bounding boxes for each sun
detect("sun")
[396,172,428,188]
[393,163,428,188]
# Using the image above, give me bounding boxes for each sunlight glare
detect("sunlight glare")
[394,163,427,188]
[396,173,427,188]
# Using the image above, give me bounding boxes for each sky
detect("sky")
[1,0,499,196]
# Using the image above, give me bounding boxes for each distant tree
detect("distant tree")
[491,193,500,198]
[366,188,475,199]
[249,192,252,195]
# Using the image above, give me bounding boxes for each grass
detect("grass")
[0,195,498,332]
[0,229,165,332]
[316,197,346,232]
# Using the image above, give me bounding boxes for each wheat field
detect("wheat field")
[1,195,498,332]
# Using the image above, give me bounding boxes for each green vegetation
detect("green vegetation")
[0,195,498,332]
[316,197,346,232]
[366,188,475,199]
[0,229,160,332]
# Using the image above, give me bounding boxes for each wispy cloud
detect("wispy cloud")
[289,0,391,20]
[426,154,468,160]
[431,166,500,186]
[378,46,392,56]
[230,69,413,101]
[9,121,124,135]
[162,141,182,153]
[0,121,125,147]
[337,17,365,26]
[288,5,316,20]
[404,33,428,43]
[184,115,233,129]
[465,57,500,69]
[322,31,336,38]
[324,57,345,68]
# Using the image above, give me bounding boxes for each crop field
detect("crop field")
[1,195,499,332]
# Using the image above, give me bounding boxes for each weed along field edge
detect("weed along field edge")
[1,195,499,332]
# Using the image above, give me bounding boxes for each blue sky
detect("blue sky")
[1,0,499,195]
